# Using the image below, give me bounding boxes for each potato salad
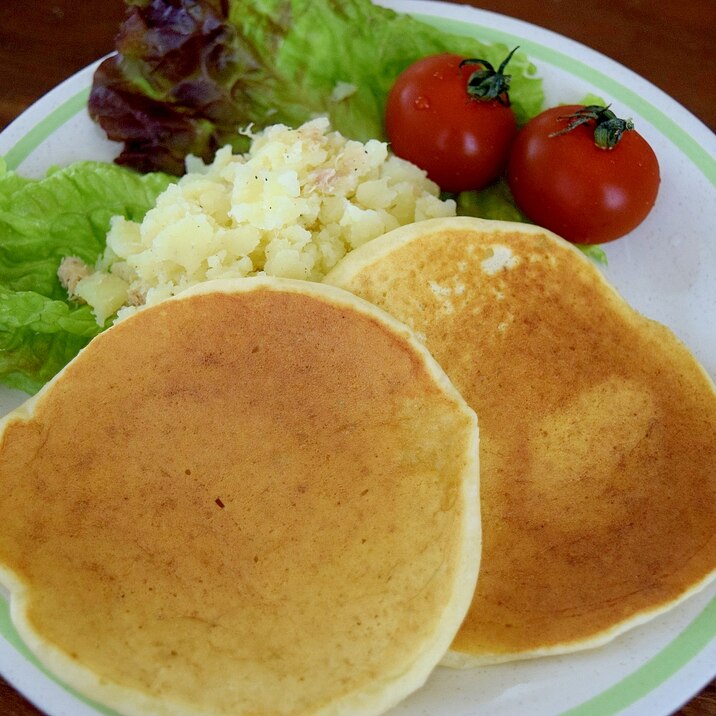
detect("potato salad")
[61,118,455,323]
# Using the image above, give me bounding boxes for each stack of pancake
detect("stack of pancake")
[0,217,714,713]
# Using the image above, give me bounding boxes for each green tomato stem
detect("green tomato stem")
[549,104,635,149]
[459,46,519,106]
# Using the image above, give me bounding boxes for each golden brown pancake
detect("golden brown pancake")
[325,216,716,664]
[0,277,480,714]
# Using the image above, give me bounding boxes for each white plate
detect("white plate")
[1,2,715,715]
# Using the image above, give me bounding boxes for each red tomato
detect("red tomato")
[507,104,660,244]
[385,53,517,193]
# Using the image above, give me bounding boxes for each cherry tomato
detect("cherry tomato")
[385,53,517,193]
[507,104,660,244]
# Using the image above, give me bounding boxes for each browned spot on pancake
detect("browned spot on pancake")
[0,284,478,713]
[327,219,716,658]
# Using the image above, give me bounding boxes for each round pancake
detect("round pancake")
[0,277,480,714]
[324,216,716,664]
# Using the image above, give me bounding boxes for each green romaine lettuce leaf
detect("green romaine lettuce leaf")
[455,180,527,223]
[0,161,174,393]
[89,0,543,174]
[576,243,608,265]
[0,289,102,394]
[0,159,33,209]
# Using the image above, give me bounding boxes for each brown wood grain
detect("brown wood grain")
[0,1,714,714]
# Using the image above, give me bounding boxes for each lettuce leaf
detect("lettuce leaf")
[89,0,543,174]
[576,243,608,265]
[0,294,100,394]
[0,161,174,393]
[455,180,527,223]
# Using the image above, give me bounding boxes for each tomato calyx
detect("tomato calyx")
[459,46,519,106]
[549,104,635,149]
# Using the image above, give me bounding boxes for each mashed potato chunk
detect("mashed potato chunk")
[63,118,455,323]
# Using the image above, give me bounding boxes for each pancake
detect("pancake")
[0,277,480,714]
[324,216,716,665]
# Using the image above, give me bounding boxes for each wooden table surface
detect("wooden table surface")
[0,1,714,715]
